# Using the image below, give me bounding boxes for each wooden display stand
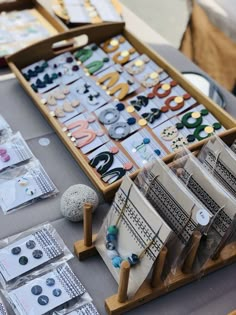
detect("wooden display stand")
[74,204,236,315]
[7,23,236,200]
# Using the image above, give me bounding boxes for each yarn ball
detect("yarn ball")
[60,184,99,222]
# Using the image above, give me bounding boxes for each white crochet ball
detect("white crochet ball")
[60,184,99,222]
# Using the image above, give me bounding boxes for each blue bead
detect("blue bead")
[107,226,118,235]
[128,253,139,266]
[106,241,116,250]
[143,138,150,144]
[154,149,161,156]
[127,117,136,125]
[116,103,125,111]
[112,256,123,268]
[106,233,117,242]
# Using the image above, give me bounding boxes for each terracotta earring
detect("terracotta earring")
[148,80,177,98]
[161,93,191,112]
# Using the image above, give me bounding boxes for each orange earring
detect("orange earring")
[148,80,177,99]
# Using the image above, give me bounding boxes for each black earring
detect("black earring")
[130,96,149,111]
[101,167,126,184]
[89,151,114,175]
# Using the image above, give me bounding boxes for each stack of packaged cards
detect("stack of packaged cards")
[0,116,58,214]
[0,224,100,315]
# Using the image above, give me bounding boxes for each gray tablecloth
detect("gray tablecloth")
[0,4,236,315]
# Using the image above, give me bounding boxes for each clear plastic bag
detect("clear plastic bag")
[0,116,12,144]
[2,263,91,315]
[170,147,236,268]
[0,296,8,315]
[198,135,236,199]
[0,132,33,172]
[52,301,100,315]
[0,223,73,288]
[0,159,58,214]
[134,157,212,277]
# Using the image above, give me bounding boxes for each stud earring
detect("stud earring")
[112,48,136,65]
[0,148,10,162]
[141,70,164,88]
[126,55,150,75]
[102,36,126,53]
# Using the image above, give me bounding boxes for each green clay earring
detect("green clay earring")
[74,49,93,63]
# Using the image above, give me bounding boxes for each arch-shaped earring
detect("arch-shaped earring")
[109,83,129,100]
[74,49,93,63]
[97,72,120,88]
[101,167,126,184]
[112,48,136,65]
[89,151,114,175]
[148,81,177,98]
[102,36,126,53]
[85,60,104,75]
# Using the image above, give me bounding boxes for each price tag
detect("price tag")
[196,209,210,226]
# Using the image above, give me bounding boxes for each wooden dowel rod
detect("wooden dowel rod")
[182,231,201,274]
[83,203,93,247]
[151,246,168,288]
[117,261,130,303]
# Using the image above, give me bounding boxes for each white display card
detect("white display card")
[96,176,172,296]
[8,263,87,315]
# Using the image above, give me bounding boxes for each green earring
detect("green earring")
[86,60,104,74]
[74,49,93,63]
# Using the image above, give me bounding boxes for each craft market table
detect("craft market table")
[1,2,236,315]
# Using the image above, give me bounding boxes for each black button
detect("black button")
[52,288,62,297]
[46,278,55,287]
[38,295,49,306]
[11,247,21,255]
[31,285,42,296]
[19,256,28,265]
[32,250,43,259]
[26,240,36,250]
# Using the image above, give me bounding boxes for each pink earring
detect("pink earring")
[0,148,10,162]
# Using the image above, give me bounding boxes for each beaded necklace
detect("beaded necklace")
[105,184,161,268]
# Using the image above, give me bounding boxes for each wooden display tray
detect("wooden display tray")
[74,128,236,315]
[7,23,236,199]
[0,0,66,67]
[52,0,122,26]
